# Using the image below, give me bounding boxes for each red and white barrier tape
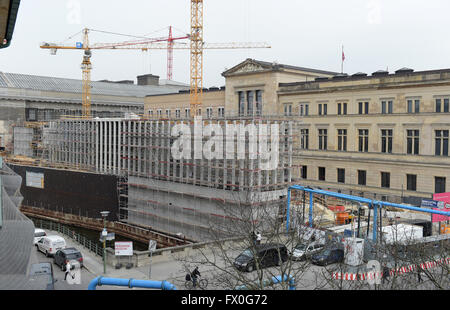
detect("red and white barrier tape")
[332,257,450,280]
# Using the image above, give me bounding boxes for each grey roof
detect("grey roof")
[0,72,183,97]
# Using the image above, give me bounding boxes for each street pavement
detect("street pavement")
[30,229,447,290]
[31,229,188,290]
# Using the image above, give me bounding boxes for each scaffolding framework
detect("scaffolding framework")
[20,116,300,240]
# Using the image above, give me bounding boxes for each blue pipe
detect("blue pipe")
[235,274,296,290]
[286,187,291,232]
[88,276,177,290]
[286,185,450,242]
[372,203,378,241]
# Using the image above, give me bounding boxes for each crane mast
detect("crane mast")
[81,28,92,119]
[190,0,203,118]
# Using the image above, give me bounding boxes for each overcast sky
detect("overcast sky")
[2,0,450,87]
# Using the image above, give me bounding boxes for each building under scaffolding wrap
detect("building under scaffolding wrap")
[35,116,299,240]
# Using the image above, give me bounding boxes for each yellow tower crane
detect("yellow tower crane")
[41,3,270,119]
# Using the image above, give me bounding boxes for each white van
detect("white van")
[34,229,47,245]
[36,235,66,257]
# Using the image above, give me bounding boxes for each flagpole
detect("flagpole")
[341,45,344,74]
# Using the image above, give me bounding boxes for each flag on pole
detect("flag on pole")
[341,45,345,74]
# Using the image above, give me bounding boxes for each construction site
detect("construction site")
[10,116,297,241]
[2,0,449,252]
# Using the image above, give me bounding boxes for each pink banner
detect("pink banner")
[432,207,450,223]
[433,192,450,204]
[432,193,450,223]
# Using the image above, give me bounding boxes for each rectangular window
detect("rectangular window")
[407,174,417,191]
[436,99,441,113]
[206,107,213,118]
[436,98,449,113]
[300,129,309,150]
[435,130,449,156]
[157,109,162,117]
[300,103,309,116]
[247,91,254,115]
[435,177,446,193]
[382,100,393,114]
[175,109,181,118]
[318,167,326,181]
[318,103,327,116]
[337,103,347,115]
[381,172,390,188]
[406,130,420,155]
[185,108,190,118]
[255,90,263,115]
[358,102,369,114]
[318,129,328,150]
[218,107,225,117]
[358,129,369,152]
[166,109,171,118]
[337,129,347,151]
[238,91,245,116]
[408,99,420,113]
[358,170,367,186]
[149,110,153,118]
[284,104,292,116]
[337,168,345,184]
[381,129,393,153]
[301,166,307,179]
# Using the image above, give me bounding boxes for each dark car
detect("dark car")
[234,243,288,272]
[29,262,56,290]
[53,247,83,271]
[311,248,344,266]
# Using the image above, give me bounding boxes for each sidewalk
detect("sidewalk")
[46,229,187,283]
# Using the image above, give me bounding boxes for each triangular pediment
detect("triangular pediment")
[222,59,272,76]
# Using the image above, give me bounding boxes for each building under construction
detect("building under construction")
[12,116,298,241]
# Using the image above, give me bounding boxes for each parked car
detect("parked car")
[33,229,47,245]
[36,235,66,257]
[29,262,56,290]
[53,247,83,271]
[234,243,288,272]
[311,248,344,266]
[291,243,324,261]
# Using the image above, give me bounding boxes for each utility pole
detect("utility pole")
[100,211,110,274]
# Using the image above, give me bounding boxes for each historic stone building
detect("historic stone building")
[145,59,450,203]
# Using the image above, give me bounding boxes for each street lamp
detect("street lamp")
[100,211,110,274]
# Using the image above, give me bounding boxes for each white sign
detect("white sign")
[149,240,157,252]
[26,171,44,189]
[115,241,133,256]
